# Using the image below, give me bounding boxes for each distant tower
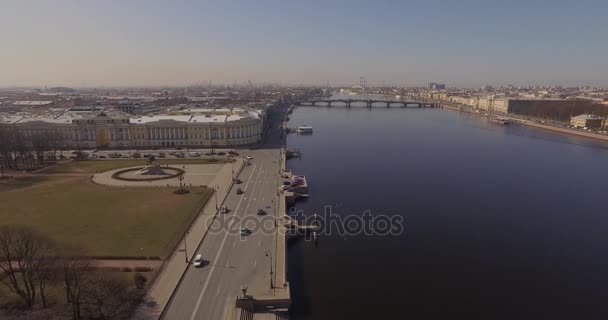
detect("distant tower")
[359,76,366,93]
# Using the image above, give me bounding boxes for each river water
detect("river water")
[286,96,608,319]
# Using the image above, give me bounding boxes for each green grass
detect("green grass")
[0,176,49,192]
[0,177,212,258]
[38,158,234,173]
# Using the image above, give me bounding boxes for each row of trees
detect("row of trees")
[509,99,608,122]
[0,226,144,320]
[0,126,69,173]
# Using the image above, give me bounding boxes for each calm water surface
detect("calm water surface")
[286,103,608,319]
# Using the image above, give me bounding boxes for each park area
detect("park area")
[0,174,212,258]
[35,157,232,173]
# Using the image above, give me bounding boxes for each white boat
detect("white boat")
[297,125,313,133]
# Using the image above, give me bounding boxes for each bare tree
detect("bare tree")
[57,245,91,320]
[0,126,17,171]
[0,226,55,308]
[82,271,143,320]
[30,132,50,166]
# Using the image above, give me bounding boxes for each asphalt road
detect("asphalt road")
[162,103,289,320]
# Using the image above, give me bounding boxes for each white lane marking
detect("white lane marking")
[226,260,230,268]
[233,240,236,247]
[253,260,257,268]
[258,241,261,247]
[189,164,257,320]
[216,287,221,296]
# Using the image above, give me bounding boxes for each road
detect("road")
[162,103,290,320]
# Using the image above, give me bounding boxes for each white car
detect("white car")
[193,254,203,267]
[246,156,253,160]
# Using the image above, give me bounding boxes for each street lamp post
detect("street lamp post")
[184,230,189,263]
[265,250,274,289]
[214,184,220,210]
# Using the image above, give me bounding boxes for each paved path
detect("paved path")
[92,163,228,187]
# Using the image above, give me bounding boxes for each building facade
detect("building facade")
[1,110,266,149]
[570,114,603,128]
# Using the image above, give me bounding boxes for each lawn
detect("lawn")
[0,176,212,258]
[37,158,234,173]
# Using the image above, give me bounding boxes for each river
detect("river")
[286,96,608,319]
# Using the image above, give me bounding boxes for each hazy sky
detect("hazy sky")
[1,0,607,88]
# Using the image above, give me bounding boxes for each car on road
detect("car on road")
[240,227,251,236]
[99,155,107,159]
[217,151,226,156]
[246,156,253,160]
[235,179,243,184]
[236,188,244,195]
[220,206,228,214]
[257,209,267,216]
[193,254,203,267]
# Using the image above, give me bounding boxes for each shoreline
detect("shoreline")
[442,104,608,143]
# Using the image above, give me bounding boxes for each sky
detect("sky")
[1,0,607,88]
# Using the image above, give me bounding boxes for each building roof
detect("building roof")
[12,101,53,106]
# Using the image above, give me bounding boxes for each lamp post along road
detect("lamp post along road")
[214,184,220,210]
[265,250,274,289]
[184,230,189,263]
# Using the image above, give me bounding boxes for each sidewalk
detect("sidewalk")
[135,158,244,320]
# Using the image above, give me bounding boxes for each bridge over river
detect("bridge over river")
[299,98,437,108]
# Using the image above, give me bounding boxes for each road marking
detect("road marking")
[233,240,236,247]
[216,287,221,296]
[258,241,261,247]
[253,260,257,268]
[226,260,230,268]
[189,164,258,320]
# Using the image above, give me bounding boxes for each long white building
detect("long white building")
[0,108,266,149]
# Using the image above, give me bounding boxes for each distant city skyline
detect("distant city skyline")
[1,0,607,88]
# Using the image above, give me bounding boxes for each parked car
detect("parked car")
[99,155,107,159]
[220,206,228,214]
[217,151,226,156]
[240,227,251,236]
[257,209,267,216]
[246,156,253,159]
